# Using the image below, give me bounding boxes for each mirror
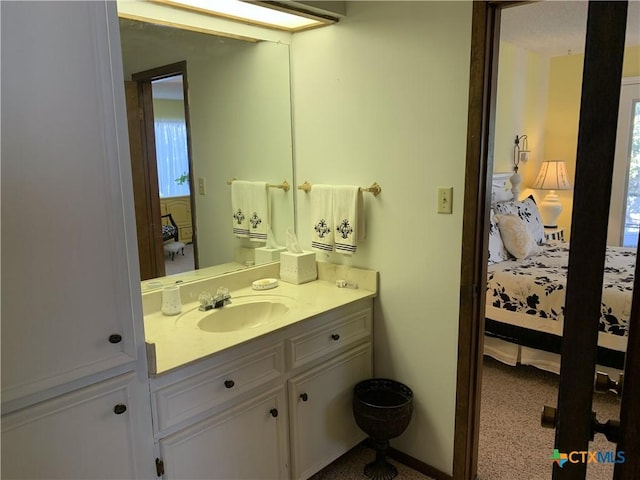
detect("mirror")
[118,18,295,288]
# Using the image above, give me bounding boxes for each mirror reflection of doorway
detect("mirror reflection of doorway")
[125,61,198,280]
[152,74,196,276]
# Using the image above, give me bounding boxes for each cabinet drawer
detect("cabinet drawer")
[287,308,371,370]
[153,344,284,434]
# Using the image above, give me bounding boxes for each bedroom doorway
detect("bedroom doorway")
[455,2,640,480]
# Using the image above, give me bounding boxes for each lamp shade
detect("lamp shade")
[532,160,572,191]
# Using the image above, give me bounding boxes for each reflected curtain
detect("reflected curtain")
[154,120,190,198]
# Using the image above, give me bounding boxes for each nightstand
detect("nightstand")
[544,228,565,242]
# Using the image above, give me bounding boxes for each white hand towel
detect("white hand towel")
[310,185,334,253]
[248,181,269,242]
[231,180,250,238]
[333,185,365,255]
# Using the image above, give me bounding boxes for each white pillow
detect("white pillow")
[491,182,514,203]
[494,214,542,260]
[493,196,546,245]
[488,209,509,264]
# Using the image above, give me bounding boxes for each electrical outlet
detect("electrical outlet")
[198,177,206,195]
[437,187,453,214]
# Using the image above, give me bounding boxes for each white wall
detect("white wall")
[191,41,294,266]
[291,1,472,474]
[493,41,549,194]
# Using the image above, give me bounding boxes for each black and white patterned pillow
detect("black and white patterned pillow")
[494,196,546,245]
[488,209,510,264]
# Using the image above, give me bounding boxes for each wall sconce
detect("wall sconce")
[514,134,530,166]
[510,134,530,198]
[532,160,573,228]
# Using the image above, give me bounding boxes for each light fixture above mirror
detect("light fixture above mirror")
[151,0,339,32]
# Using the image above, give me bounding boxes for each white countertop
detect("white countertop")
[143,263,377,375]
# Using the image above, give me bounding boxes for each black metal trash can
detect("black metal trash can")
[353,379,413,480]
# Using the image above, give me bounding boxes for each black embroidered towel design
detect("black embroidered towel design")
[311,185,335,253]
[250,212,266,241]
[334,185,364,255]
[312,218,333,252]
[231,181,250,238]
[248,182,268,242]
[232,209,248,236]
[231,181,268,239]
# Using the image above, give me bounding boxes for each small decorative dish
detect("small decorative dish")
[252,278,279,290]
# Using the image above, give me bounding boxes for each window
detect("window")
[154,120,190,198]
[623,100,640,247]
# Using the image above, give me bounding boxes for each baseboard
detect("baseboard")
[387,447,453,480]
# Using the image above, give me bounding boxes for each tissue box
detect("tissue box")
[279,251,317,284]
[255,246,287,265]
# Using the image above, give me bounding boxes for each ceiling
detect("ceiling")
[501,1,640,57]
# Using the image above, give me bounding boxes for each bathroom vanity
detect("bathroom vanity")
[143,263,377,479]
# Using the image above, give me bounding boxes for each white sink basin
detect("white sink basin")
[177,295,293,333]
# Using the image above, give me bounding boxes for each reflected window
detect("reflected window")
[152,74,190,199]
[154,119,190,198]
[623,100,640,247]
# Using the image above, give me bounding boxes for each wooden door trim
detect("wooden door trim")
[138,79,166,278]
[132,60,199,274]
[615,242,640,479]
[553,4,628,479]
[125,81,164,280]
[455,2,635,480]
[179,63,199,269]
[453,2,505,479]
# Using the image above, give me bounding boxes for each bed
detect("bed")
[483,173,635,374]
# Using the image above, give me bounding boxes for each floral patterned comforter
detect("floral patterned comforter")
[487,244,635,337]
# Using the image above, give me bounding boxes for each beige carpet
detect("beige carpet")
[284,357,620,480]
[478,357,620,480]
[164,242,195,276]
[310,443,433,480]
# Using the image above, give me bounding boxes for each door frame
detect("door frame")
[131,60,199,278]
[125,80,165,280]
[453,2,503,478]
[454,2,637,479]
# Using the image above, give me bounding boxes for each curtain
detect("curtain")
[154,120,190,198]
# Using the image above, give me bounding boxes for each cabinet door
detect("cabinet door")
[159,386,289,480]
[1,1,139,404]
[1,373,140,479]
[289,343,372,480]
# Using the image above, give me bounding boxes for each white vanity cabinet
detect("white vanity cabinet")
[2,373,141,480]
[151,299,373,480]
[2,1,140,404]
[159,386,289,480]
[2,2,155,478]
[288,343,372,480]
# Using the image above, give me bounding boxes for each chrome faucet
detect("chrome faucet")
[213,287,231,308]
[198,288,231,311]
